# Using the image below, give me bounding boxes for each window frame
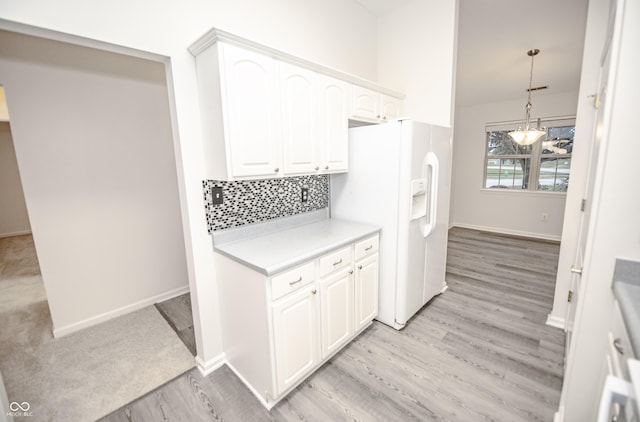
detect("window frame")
[482,116,576,194]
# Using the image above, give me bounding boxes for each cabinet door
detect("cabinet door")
[221,43,281,178]
[381,95,402,121]
[351,85,379,121]
[272,285,319,394]
[318,75,349,173]
[280,63,318,175]
[354,254,379,332]
[320,269,353,359]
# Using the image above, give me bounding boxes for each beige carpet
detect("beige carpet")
[0,235,195,421]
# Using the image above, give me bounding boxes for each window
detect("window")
[484,118,575,192]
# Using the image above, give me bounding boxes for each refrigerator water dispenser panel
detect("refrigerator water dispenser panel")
[410,179,428,221]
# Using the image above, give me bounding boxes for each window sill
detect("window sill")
[480,188,567,198]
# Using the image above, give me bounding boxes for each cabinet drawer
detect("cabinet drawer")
[319,246,352,278]
[271,262,315,301]
[355,236,378,261]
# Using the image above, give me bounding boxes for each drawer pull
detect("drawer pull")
[613,338,624,355]
[333,258,343,266]
[358,265,363,270]
[348,270,353,275]
[311,289,317,295]
[365,245,373,251]
[289,276,303,286]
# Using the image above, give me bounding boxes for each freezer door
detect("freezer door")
[422,125,452,304]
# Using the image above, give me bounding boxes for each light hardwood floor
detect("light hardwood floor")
[101,227,565,421]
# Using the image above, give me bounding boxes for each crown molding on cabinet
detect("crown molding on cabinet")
[188,27,405,100]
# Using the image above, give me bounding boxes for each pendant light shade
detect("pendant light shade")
[508,49,547,145]
[508,127,546,145]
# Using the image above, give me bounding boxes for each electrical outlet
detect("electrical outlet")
[212,187,223,205]
[301,187,309,203]
[541,212,549,222]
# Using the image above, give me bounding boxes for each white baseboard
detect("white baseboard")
[546,314,566,330]
[0,230,32,239]
[450,223,562,242]
[52,284,190,338]
[195,353,226,377]
[224,361,275,409]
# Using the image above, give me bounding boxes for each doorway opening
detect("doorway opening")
[0,84,54,357]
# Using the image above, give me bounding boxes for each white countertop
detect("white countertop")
[213,218,380,275]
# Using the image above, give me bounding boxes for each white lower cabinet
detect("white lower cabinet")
[272,284,319,394]
[214,234,379,409]
[320,268,353,359]
[354,236,380,331]
[354,253,379,332]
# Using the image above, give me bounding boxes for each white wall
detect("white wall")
[0,0,377,80]
[450,91,578,240]
[377,0,458,127]
[0,0,382,369]
[547,0,609,329]
[0,30,188,335]
[559,0,640,418]
[0,122,31,237]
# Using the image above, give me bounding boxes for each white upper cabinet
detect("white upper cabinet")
[318,75,350,173]
[194,42,282,180]
[221,44,282,178]
[280,63,318,175]
[351,85,379,121]
[280,67,350,176]
[351,85,402,123]
[381,94,402,121]
[190,29,404,180]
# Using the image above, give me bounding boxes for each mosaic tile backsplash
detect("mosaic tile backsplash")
[203,175,329,233]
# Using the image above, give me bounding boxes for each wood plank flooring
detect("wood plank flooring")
[101,227,565,421]
[156,294,197,356]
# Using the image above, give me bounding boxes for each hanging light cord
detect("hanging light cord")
[524,49,539,130]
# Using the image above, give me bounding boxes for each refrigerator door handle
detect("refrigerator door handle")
[420,152,439,238]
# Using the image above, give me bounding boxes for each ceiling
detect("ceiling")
[355,0,590,107]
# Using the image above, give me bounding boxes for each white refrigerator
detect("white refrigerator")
[331,119,452,330]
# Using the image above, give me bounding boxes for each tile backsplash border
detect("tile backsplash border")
[203,175,329,233]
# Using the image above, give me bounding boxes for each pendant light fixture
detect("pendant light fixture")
[508,49,547,145]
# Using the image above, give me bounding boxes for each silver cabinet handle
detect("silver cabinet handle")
[358,265,363,270]
[365,245,373,251]
[324,165,329,170]
[311,289,317,295]
[333,258,343,266]
[289,276,302,286]
[274,168,280,173]
[571,266,582,275]
[348,270,353,275]
[613,338,624,355]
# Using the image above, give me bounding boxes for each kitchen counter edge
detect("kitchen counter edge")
[213,218,380,276]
